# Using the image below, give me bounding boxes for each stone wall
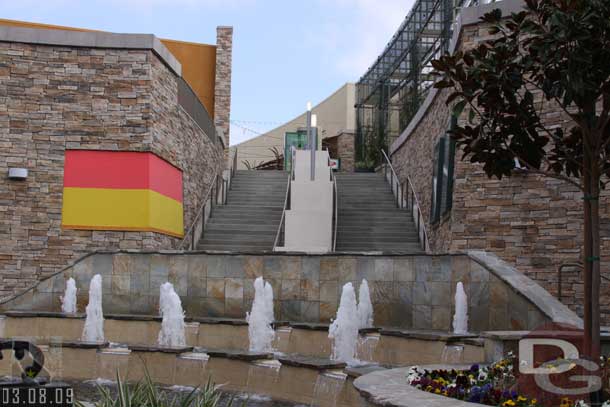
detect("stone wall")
[0,250,582,331]
[150,56,223,241]
[336,130,355,172]
[214,26,233,151]
[389,3,610,322]
[0,41,222,296]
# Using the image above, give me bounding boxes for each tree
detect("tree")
[432,0,610,361]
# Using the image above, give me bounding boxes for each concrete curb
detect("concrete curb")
[354,366,481,407]
[468,250,583,328]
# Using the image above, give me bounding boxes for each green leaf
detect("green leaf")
[452,100,467,119]
[434,80,453,89]
[469,108,476,124]
[446,92,462,105]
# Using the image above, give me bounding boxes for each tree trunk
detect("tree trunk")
[582,141,601,361]
[590,163,601,360]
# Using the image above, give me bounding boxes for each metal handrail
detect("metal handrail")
[230,147,238,185]
[273,165,293,250]
[179,172,218,250]
[331,164,338,252]
[380,149,430,253]
[179,149,238,251]
[557,262,610,301]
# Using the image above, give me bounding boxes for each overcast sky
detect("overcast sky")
[0,0,414,144]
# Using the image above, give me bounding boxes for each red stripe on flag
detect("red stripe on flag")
[63,150,183,203]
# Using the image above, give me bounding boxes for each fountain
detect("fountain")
[328,282,359,365]
[357,279,373,329]
[441,344,465,364]
[60,277,77,314]
[82,274,104,342]
[264,280,274,324]
[246,277,275,352]
[453,281,468,334]
[158,282,186,347]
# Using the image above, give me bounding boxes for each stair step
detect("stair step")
[335,242,422,253]
[207,214,282,223]
[197,245,273,252]
[207,218,282,226]
[201,233,276,243]
[336,172,420,251]
[198,239,272,247]
[214,206,284,213]
[337,228,416,234]
[204,227,278,235]
[337,236,420,243]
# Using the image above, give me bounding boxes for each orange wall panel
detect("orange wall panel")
[161,39,216,117]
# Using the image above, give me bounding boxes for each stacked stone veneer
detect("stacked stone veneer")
[336,130,355,172]
[0,41,223,296]
[0,251,583,331]
[390,0,610,322]
[214,26,233,151]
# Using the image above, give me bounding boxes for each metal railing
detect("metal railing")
[230,147,238,185]
[272,163,294,250]
[330,161,338,252]
[380,149,430,253]
[179,149,238,250]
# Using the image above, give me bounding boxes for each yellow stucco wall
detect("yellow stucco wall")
[160,39,216,117]
[0,18,216,116]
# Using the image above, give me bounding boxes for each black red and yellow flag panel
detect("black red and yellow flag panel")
[61,150,184,237]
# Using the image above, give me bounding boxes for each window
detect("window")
[430,119,456,223]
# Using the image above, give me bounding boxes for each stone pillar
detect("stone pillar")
[214,26,233,157]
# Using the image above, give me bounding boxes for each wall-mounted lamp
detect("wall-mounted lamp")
[8,168,28,181]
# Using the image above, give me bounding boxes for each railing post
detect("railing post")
[395,179,399,208]
[191,226,195,250]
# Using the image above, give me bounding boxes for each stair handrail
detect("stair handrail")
[230,147,238,187]
[179,149,237,251]
[272,163,294,250]
[179,171,219,251]
[330,162,338,252]
[380,149,430,253]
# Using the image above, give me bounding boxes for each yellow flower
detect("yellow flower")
[517,396,527,402]
[503,400,516,407]
[435,389,441,394]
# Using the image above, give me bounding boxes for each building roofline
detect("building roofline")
[0,24,182,76]
[231,82,354,148]
[389,0,526,155]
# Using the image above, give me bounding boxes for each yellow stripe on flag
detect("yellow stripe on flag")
[61,187,183,237]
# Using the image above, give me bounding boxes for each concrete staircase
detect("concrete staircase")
[335,172,422,253]
[197,170,288,251]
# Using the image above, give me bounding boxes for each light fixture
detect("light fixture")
[8,168,28,180]
[306,101,312,112]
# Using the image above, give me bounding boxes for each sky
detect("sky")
[0,0,414,145]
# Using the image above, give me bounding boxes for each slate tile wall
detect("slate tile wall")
[1,252,551,331]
